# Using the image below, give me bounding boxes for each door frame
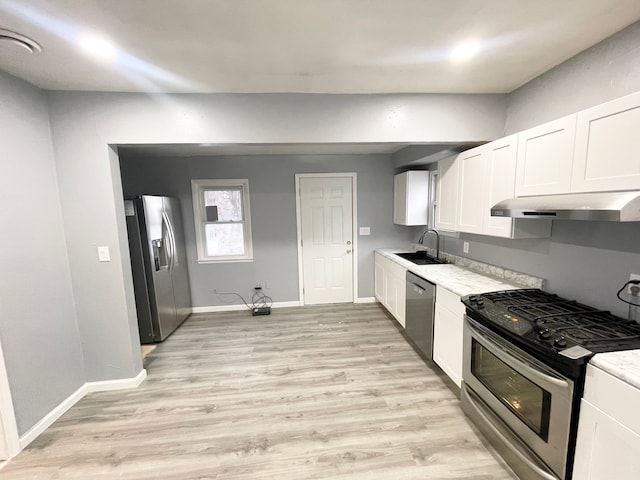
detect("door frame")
[0,338,20,459]
[295,173,358,306]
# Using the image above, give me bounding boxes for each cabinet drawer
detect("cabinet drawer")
[436,286,464,316]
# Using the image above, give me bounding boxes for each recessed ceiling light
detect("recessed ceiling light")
[450,40,480,62]
[0,29,41,54]
[79,33,117,62]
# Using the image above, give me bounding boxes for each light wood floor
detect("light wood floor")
[1,303,516,479]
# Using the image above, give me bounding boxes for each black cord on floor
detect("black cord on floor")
[252,289,273,308]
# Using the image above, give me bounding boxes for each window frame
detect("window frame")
[428,170,438,229]
[191,178,253,263]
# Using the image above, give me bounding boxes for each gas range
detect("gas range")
[462,288,640,378]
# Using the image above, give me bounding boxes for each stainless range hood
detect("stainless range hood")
[491,191,640,222]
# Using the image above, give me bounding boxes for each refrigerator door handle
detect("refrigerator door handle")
[162,211,176,270]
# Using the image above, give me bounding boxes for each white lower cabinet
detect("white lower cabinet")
[573,365,640,480]
[433,286,464,387]
[374,253,406,327]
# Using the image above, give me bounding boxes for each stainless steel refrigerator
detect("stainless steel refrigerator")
[125,195,192,343]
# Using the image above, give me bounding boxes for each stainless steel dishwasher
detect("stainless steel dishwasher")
[405,271,436,359]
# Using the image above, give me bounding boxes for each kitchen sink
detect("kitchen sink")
[394,251,444,265]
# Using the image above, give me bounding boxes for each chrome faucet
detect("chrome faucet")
[418,228,440,259]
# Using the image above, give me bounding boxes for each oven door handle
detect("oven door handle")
[466,317,571,391]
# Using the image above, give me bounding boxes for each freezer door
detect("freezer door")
[163,197,192,325]
[125,201,154,343]
[142,196,177,341]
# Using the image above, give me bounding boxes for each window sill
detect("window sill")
[197,257,254,264]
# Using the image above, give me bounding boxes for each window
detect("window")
[191,179,253,263]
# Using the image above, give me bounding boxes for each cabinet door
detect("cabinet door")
[394,171,429,226]
[374,255,385,302]
[433,304,463,388]
[435,155,459,231]
[383,269,395,313]
[483,135,517,237]
[393,173,408,224]
[573,400,640,480]
[386,259,406,326]
[572,91,640,193]
[515,115,577,196]
[456,146,486,234]
[393,270,406,327]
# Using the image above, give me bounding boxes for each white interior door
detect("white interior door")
[299,176,354,305]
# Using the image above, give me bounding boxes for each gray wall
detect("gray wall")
[46,91,505,383]
[441,222,640,318]
[0,72,85,435]
[506,20,640,133]
[442,21,640,318]
[120,153,420,305]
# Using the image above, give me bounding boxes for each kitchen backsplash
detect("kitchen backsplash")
[410,243,546,290]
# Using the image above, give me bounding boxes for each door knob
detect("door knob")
[346,240,351,245]
[346,249,352,254]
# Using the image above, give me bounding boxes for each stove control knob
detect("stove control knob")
[476,298,485,309]
[469,295,478,303]
[538,329,551,340]
[554,337,567,348]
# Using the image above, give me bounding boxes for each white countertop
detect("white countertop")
[589,350,640,390]
[376,248,521,297]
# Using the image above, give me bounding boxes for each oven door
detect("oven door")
[462,315,574,480]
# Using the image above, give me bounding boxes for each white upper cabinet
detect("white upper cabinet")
[455,136,551,239]
[571,91,640,193]
[456,146,485,234]
[393,171,429,225]
[483,135,518,237]
[515,115,577,197]
[435,155,459,232]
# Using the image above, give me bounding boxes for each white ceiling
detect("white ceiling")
[1,0,640,94]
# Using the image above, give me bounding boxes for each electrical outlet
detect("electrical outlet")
[463,241,469,254]
[629,274,640,295]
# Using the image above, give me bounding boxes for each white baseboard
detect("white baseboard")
[271,301,302,309]
[192,300,302,314]
[355,297,376,304]
[18,369,147,452]
[86,369,147,393]
[19,383,87,449]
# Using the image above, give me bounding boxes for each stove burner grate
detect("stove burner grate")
[477,289,640,348]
